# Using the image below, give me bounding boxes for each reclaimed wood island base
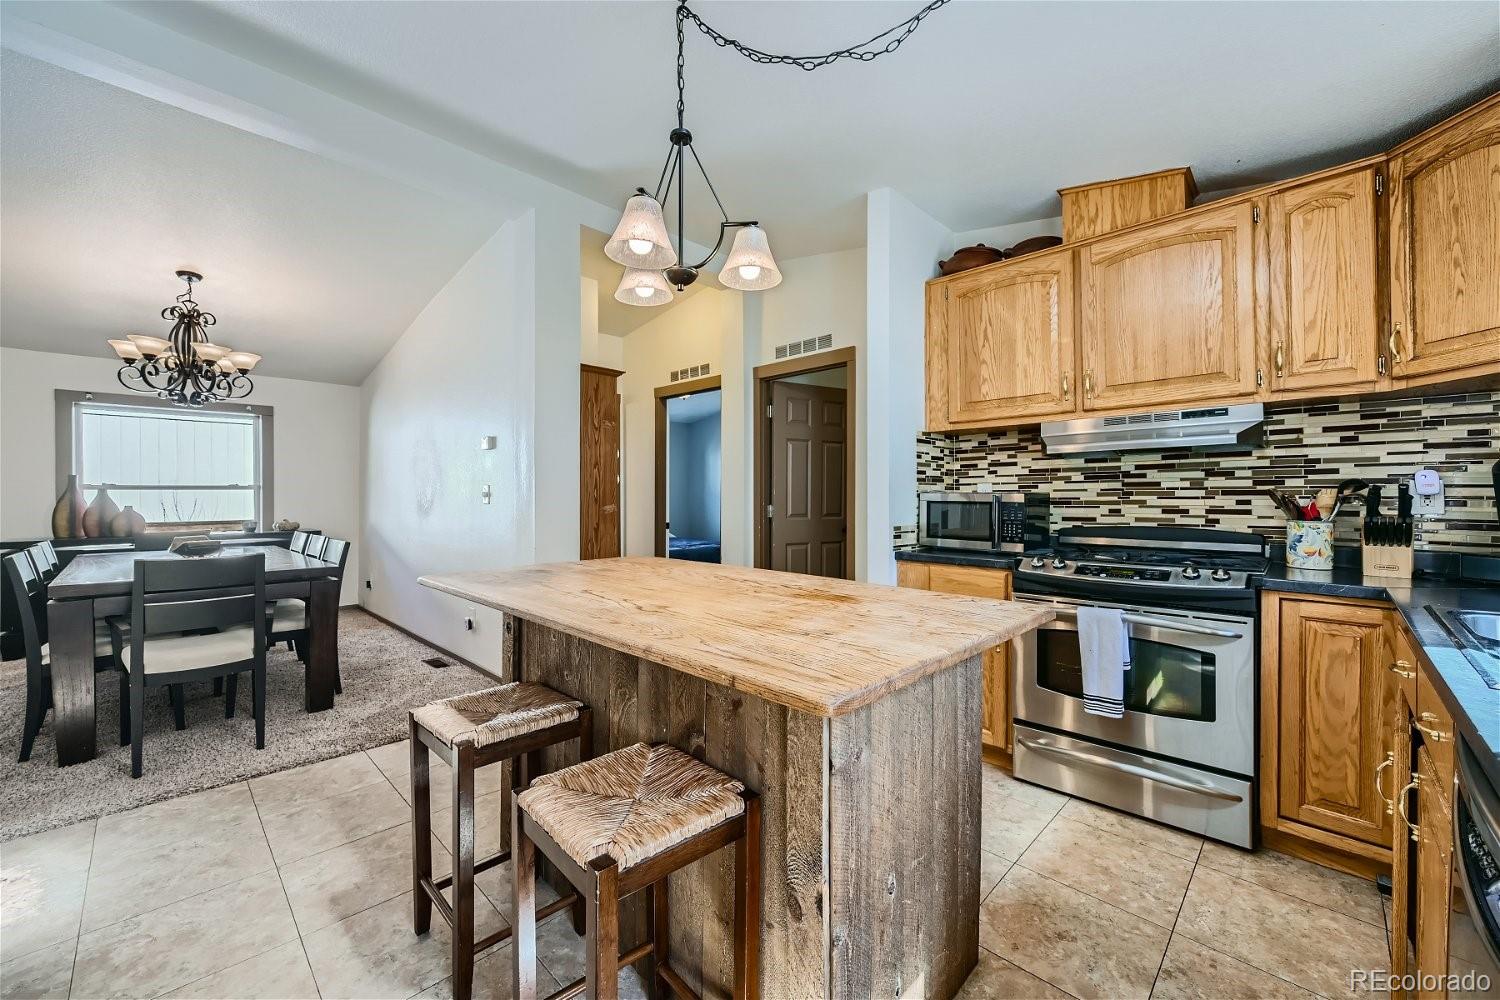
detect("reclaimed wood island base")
[421,558,1050,1000]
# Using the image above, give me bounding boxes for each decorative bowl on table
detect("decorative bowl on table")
[168,536,222,558]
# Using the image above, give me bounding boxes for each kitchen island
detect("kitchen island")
[420,557,1051,1000]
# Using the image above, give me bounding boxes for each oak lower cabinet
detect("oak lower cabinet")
[1387,93,1500,382]
[926,247,1076,427]
[1262,595,1396,852]
[1265,164,1383,393]
[1414,744,1455,999]
[896,561,1013,751]
[1078,198,1259,410]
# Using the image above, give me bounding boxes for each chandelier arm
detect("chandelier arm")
[654,142,681,209]
[676,0,949,72]
[651,143,678,203]
[685,143,729,224]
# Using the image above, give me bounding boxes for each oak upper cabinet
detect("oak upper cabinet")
[930,249,1076,426]
[1265,166,1382,393]
[1387,94,1500,381]
[1274,598,1396,847]
[1078,199,1258,411]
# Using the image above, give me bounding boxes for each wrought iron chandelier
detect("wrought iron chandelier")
[606,0,949,307]
[107,271,261,407]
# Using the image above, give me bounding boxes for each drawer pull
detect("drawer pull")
[1375,752,1396,815]
[1061,372,1071,401]
[1390,660,1415,680]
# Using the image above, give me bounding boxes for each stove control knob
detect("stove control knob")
[1050,557,1068,569]
[1181,563,1201,580]
[1210,567,1232,582]
[1030,556,1046,568]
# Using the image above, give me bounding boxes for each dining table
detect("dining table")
[45,545,342,767]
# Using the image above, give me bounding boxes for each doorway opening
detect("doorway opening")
[754,347,855,579]
[654,376,722,562]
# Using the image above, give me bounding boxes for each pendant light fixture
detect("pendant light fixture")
[606,1,949,307]
[108,270,261,406]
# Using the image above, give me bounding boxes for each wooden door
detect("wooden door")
[580,365,622,559]
[1079,199,1258,410]
[1390,701,1416,992]
[1266,166,1381,392]
[769,380,847,578]
[1276,599,1396,846]
[923,564,1013,751]
[940,249,1076,423]
[1414,745,1453,999]
[1388,96,1500,380]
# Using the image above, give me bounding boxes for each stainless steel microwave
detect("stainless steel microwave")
[918,492,1049,553]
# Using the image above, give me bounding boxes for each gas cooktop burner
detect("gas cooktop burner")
[1015,526,1269,592]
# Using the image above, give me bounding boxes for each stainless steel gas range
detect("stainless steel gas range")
[1010,526,1268,848]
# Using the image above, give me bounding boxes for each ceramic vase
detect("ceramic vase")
[110,505,147,538]
[82,488,121,538]
[51,475,87,539]
[1285,519,1334,570]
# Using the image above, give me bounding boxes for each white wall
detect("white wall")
[360,210,581,671]
[758,248,866,363]
[580,275,625,370]
[0,346,363,603]
[865,189,952,585]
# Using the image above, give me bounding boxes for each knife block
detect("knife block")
[1361,539,1414,579]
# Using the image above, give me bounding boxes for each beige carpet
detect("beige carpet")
[0,609,494,841]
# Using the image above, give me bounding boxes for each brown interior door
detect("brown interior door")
[580,366,621,559]
[769,380,846,577]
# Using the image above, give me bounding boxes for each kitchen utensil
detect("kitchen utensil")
[1267,489,1299,519]
[1397,482,1412,521]
[1315,488,1337,520]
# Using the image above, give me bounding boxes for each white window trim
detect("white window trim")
[55,390,275,530]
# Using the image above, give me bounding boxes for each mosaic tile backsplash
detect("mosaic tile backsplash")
[901,391,1500,553]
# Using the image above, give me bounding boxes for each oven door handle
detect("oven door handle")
[1035,606,1244,640]
[1016,736,1245,802]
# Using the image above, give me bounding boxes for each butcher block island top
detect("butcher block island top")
[420,556,1050,717]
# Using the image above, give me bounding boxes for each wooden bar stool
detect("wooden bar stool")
[511,742,760,1000]
[410,683,594,1000]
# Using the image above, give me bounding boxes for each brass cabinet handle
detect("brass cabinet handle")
[1418,711,1449,743]
[1389,323,1404,364]
[1274,343,1285,379]
[1376,752,1396,815]
[1378,354,1388,377]
[1396,775,1420,842]
[1390,659,1415,680]
[1061,372,1071,401]
[1084,370,1094,397]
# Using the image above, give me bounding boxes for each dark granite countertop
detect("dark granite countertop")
[893,547,1019,571]
[1261,562,1500,789]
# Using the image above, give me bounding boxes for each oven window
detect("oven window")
[924,502,992,543]
[1035,630,1217,722]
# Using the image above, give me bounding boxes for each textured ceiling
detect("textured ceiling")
[124,0,1500,258]
[0,51,503,385]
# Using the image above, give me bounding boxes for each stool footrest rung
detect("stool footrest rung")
[430,848,511,892]
[658,960,700,1000]
[544,977,586,1000]
[417,877,454,926]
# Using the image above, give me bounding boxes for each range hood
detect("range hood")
[1041,403,1264,455]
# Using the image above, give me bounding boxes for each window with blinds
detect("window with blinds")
[73,403,265,527]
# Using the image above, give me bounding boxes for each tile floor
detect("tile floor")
[0,744,1391,1000]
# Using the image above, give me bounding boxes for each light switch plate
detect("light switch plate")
[481,484,492,504]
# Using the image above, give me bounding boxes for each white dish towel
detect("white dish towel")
[1078,606,1131,719]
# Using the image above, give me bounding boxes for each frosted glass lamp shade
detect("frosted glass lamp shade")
[224,351,262,372]
[108,338,143,361]
[126,334,171,357]
[217,358,238,374]
[719,225,781,290]
[614,268,673,307]
[192,342,229,362]
[604,194,677,269]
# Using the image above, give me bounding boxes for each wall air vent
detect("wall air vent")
[774,334,834,360]
[669,363,712,383]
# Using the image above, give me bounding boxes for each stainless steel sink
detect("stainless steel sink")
[1431,606,1500,690]
[1454,609,1500,644]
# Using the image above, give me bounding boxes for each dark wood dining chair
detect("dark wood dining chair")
[257,537,349,697]
[111,553,268,779]
[4,552,114,762]
[26,543,59,583]
[288,530,309,554]
[303,534,328,560]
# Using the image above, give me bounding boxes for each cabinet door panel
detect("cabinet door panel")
[1390,702,1415,989]
[1080,200,1258,410]
[1414,746,1453,999]
[1267,167,1380,392]
[944,251,1076,423]
[1389,98,1500,379]
[1277,600,1396,846]
[922,565,1013,749]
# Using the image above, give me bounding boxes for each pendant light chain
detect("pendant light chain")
[675,0,950,74]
